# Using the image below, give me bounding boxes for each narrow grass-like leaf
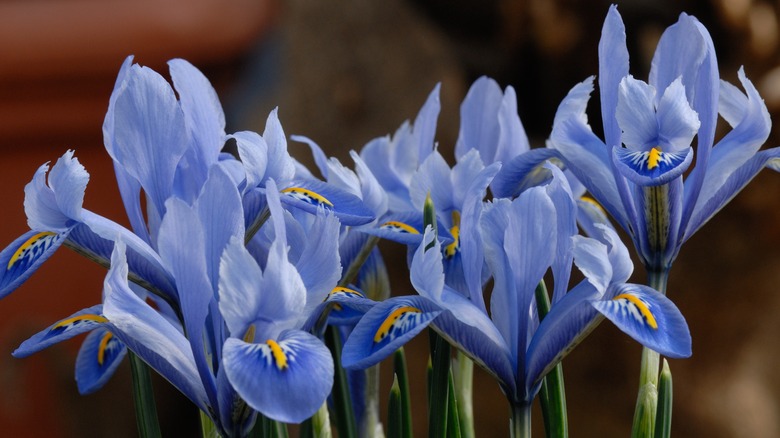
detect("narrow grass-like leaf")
[129,351,162,438]
[654,360,673,438]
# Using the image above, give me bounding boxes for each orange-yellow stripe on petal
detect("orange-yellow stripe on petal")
[613,293,658,330]
[281,187,333,207]
[97,332,114,366]
[647,147,662,170]
[374,306,422,343]
[8,231,56,269]
[53,314,109,329]
[379,221,420,234]
[266,339,288,370]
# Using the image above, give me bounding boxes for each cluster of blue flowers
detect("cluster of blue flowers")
[0,6,776,437]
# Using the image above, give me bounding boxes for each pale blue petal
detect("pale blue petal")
[342,296,442,369]
[613,145,693,186]
[692,68,771,222]
[592,283,691,358]
[496,85,531,164]
[46,150,89,222]
[491,148,561,199]
[684,146,780,240]
[223,330,333,423]
[360,135,413,212]
[571,235,611,294]
[616,76,658,149]
[112,160,151,244]
[103,243,210,412]
[75,327,127,394]
[718,78,749,128]
[195,166,245,291]
[262,109,296,183]
[295,210,341,309]
[277,179,375,226]
[412,83,441,163]
[649,13,708,107]
[168,58,226,165]
[0,230,67,298]
[549,78,629,229]
[231,131,269,193]
[218,237,264,337]
[455,76,503,161]
[290,135,330,179]
[525,280,602,390]
[24,162,73,233]
[450,149,486,210]
[350,150,388,219]
[409,227,445,302]
[408,150,453,213]
[657,78,700,151]
[13,305,106,357]
[544,164,578,304]
[598,5,630,149]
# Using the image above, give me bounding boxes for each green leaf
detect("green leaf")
[394,348,414,438]
[129,351,162,438]
[654,360,673,438]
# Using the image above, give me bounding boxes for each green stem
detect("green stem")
[129,351,162,438]
[654,360,673,438]
[245,206,270,244]
[535,281,568,438]
[428,331,450,438]
[511,403,532,438]
[454,351,474,438]
[631,270,668,438]
[446,370,462,438]
[200,411,220,438]
[393,349,414,438]
[325,326,357,438]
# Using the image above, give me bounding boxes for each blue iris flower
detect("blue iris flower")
[340,165,690,411]
[494,6,779,274]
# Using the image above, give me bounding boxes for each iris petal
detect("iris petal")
[223,331,334,424]
[75,327,127,394]
[0,230,67,298]
[591,283,691,358]
[13,305,106,358]
[278,179,375,226]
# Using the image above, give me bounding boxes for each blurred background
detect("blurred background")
[1,0,779,436]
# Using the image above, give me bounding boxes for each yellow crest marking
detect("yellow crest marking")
[266,339,288,370]
[614,293,658,330]
[280,187,333,207]
[374,306,422,343]
[444,210,461,258]
[379,221,420,234]
[647,147,663,170]
[8,231,56,269]
[53,314,109,329]
[97,332,114,366]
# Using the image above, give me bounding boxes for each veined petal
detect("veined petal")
[362,211,452,246]
[350,150,388,219]
[278,179,375,226]
[613,144,693,186]
[231,131,269,193]
[496,85,531,164]
[412,83,441,163]
[525,281,602,390]
[13,305,107,358]
[103,242,210,413]
[550,78,629,229]
[169,58,226,164]
[408,150,453,213]
[219,237,263,338]
[108,63,189,215]
[571,235,611,294]
[598,4,630,149]
[75,327,127,394]
[616,76,658,149]
[691,68,771,222]
[294,209,341,307]
[592,283,691,358]
[223,331,334,423]
[657,78,700,151]
[262,109,296,183]
[24,153,84,233]
[410,227,445,302]
[455,76,503,161]
[491,148,561,199]
[0,230,68,298]
[342,296,442,369]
